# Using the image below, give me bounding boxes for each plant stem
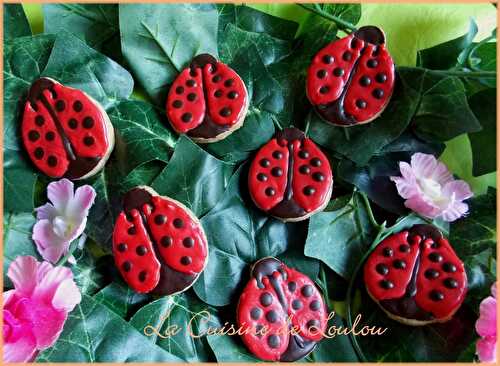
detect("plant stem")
[56,239,79,266]
[361,193,380,230]
[298,4,358,33]
[428,69,496,79]
[345,224,386,362]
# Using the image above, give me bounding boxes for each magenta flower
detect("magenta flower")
[33,178,96,263]
[3,256,81,362]
[476,283,497,363]
[390,153,473,222]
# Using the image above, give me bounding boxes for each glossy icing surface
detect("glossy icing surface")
[306,26,395,126]
[249,128,333,219]
[237,258,327,361]
[22,78,110,178]
[113,188,208,294]
[166,54,248,138]
[364,224,467,321]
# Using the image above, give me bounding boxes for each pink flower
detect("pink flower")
[390,153,473,222]
[476,283,497,363]
[3,256,81,362]
[33,178,96,263]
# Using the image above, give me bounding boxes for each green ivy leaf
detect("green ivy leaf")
[4,4,31,40]
[4,34,55,212]
[43,4,121,61]
[219,23,293,67]
[94,280,151,319]
[3,212,39,288]
[120,4,219,104]
[36,295,183,362]
[304,193,376,279]
[338,132,445,215]
[108,100,176,175]
[206,44,282,163]
[70,247,109,296]
[468,89,496,176]
[411,70,482,142]
[193,166,314,306]
[129,293,216,362]
[206,333,259,362]
[151,135,234,217]
[42,31,133,109]
[305,316,359,362]
[309,67,423,166]
[450,187,496,256]
[217,4,298,42]
[417,18,478,70]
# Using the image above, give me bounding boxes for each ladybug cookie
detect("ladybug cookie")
[237,257,328,361]
[21,77,114,179]
[306,26,395,126]
[166,54,249,143]
[364,224,467,326]
[248,127,333,222]
[112,187,208,295]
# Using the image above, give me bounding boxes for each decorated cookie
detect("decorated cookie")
[306,26,395,126]
[237,257,328,361]
[21,77,114,179]
[166,54,249,143]
[364,224,467,326]
[112,187,208,295]
[248,127,333,222]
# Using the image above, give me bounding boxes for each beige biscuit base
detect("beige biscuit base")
[250,177,333,223]
[135,185,209,296]
[43,78,115,180]
[365,286,457,327]
[305,81,394,128]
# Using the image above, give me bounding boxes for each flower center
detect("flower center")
[52,216,75,239]
[417,177,448,206]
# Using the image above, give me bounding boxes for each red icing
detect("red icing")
[112,193,208,294]
[307,34,364,105]
[364,227,467,320]
[415,237,467,319]
[22,79,110,178]
[237,261,327,361]
[248,138,289,211]
[291,138,332,212]
[143,196,207,275]
[166,68,205,133]
[248,129,333,216]
[306,28,395,124]
[166,58,248,134]
[113,210,161,293]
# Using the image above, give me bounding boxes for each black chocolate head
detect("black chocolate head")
[354,26,386,45]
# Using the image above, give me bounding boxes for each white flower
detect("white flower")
[32,179,96,263]
[390,153,473,222]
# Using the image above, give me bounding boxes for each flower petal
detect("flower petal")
[431,160,453,185]
[32,265,74,302]
[441,201,469,222]
[7,256,39,296]
[32,220,70,263]
[52,278,82,312]
[67,185,96,220]
[3,329,37,362]
[443,180,473,201]
[35,203,58,221]
[12,297,67,350]
[47,178,74,214]
[404,196,441,219]
[410,153,438,178]
[476,336,497,363]
[476,296,497,337]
